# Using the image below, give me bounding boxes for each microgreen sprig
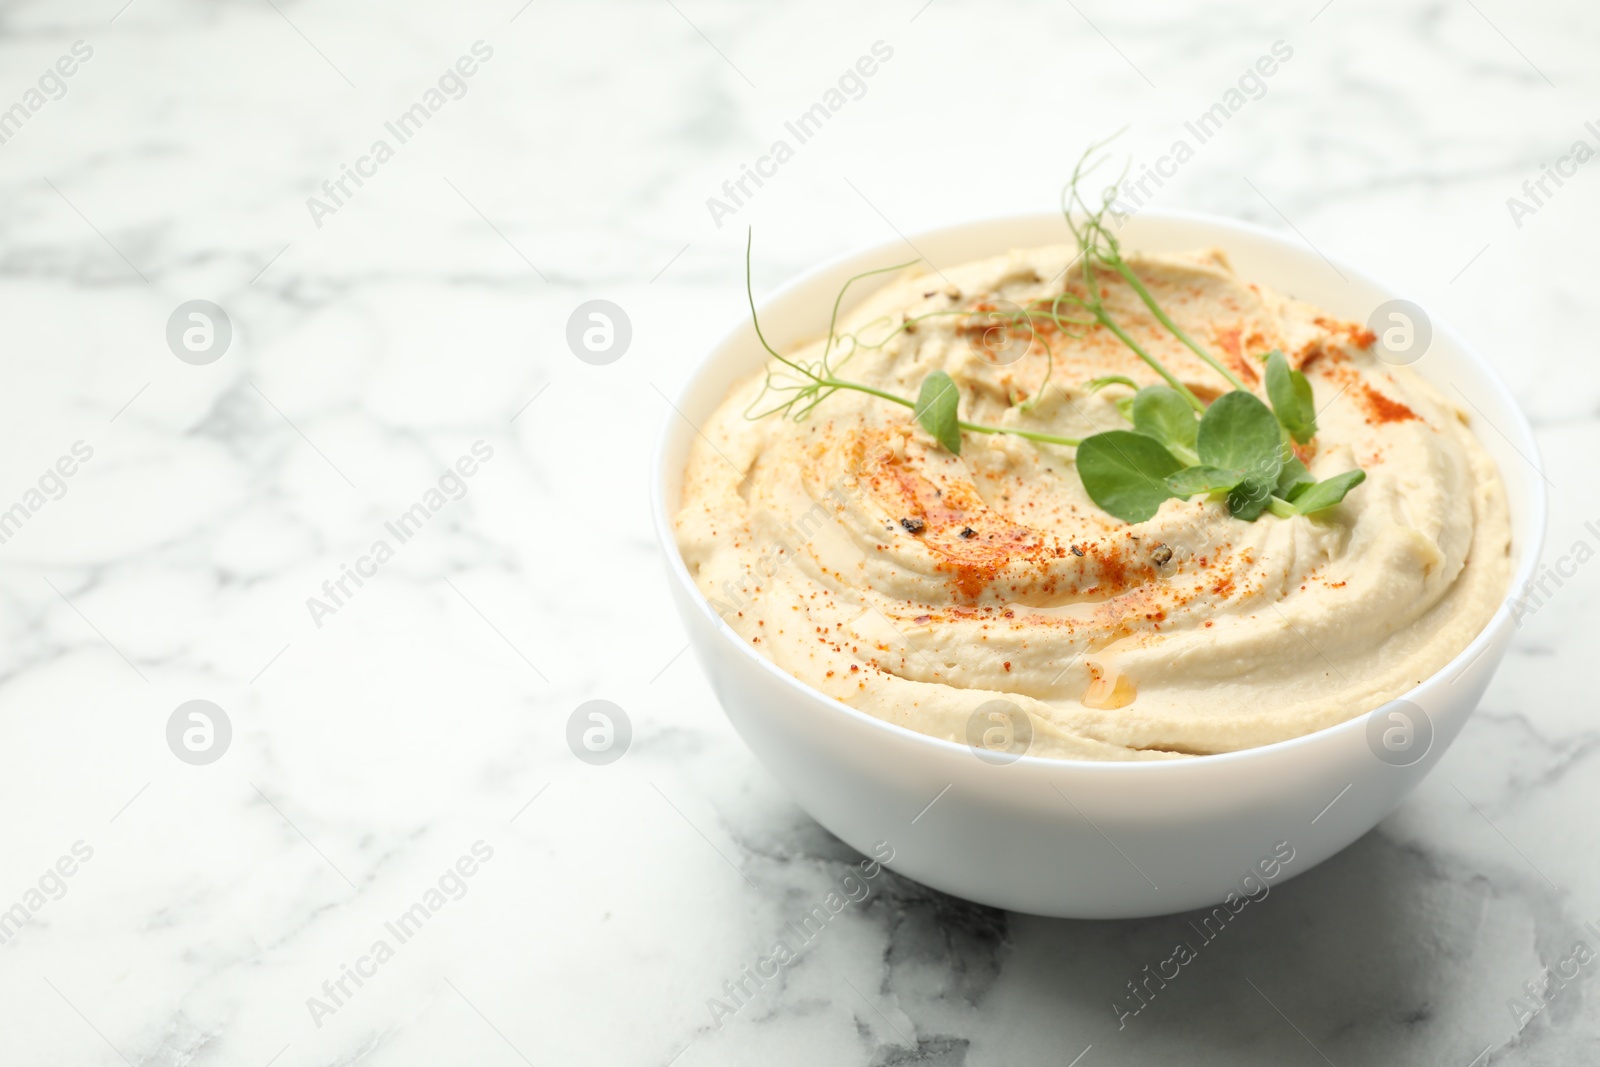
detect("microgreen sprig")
[742,231,1085,451]
[1062,146,1250,396]
[740,143,1367,527]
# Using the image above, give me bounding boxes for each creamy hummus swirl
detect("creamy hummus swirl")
[675,245,1511,760]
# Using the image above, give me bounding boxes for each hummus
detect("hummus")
[674,245,1511,760]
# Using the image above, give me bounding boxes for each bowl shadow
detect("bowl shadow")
[844,825,1550,1066]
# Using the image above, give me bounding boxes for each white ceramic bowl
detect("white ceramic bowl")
[651,210,1544,919]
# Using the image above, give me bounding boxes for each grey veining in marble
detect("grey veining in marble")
[0,0,1595,1063]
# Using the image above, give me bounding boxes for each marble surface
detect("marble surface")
[0,0,1596,1063]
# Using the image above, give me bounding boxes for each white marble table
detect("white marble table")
[0,1,1594,1063]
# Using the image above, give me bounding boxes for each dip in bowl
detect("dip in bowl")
[652,209,1543,918]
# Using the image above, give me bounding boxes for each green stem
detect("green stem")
[1075,239,1206,414]
[816,378,1081,447]
[1092,307,1207,413]
[1167,442,1200,467]
[957,422,1081,448]
[1266,496,1299,519]
[823,257,922,363]
[1110,259,1249,393]
[819,379,914,410]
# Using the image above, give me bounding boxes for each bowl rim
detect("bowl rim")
[650,207,1548,773]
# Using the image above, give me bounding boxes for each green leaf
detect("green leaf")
[1265,350,1318,444]
[1291,469,1366,515]
[1086,375,1138,393]
[1275,456,1315,501]
[914,371,963,455]
[1131,386,1199,452]
[1227,476,1276,522]
[1075,431,1184,523]
[1197,390,1283,486]
[1167,465,1246,497]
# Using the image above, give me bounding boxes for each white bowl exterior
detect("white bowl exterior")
[653,211,1545,918]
